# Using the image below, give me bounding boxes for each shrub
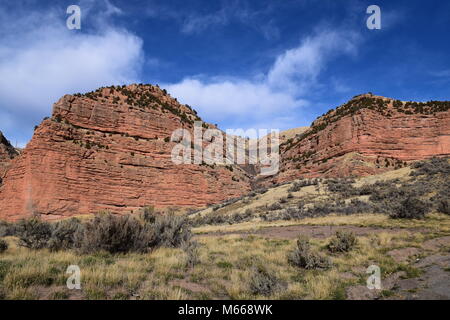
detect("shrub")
[0,221,15,237]
[288,236,331,270]
[390,197,428,219]
[0,239,8,253]
[148,214,192,248]
[47,218,83,251]
[369,184,408,203]
[410,157,450,176]
[141,206,157,223]
[288,179,318,192]
[249,265,286,296]
[16,217,53,249]
[327,231,358,253]
[434,188,450,215]
[256,188,268,194]
[325,178,357,197]
[288,182,302,192]
[76,214,151,254]
[437,199,450,215]
[191,211,230,226]
[183,240,200,268]
[268,203,282,211]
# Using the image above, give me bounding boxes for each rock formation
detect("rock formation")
[0,131,19,182]
[273,94,450,182]
[0,84,251,220]
[1,89,449,221]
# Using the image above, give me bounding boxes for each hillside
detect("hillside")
[191,157,450,227]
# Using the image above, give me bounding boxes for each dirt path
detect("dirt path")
[198,224,426,240]
[390,254,450,300]
[346,236,450,300]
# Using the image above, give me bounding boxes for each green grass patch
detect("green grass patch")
[216,261,233,269]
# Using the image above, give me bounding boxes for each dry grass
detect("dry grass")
[193,213,450,235]
[1,212,449,300]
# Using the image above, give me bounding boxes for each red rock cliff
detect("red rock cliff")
[0,131,19,181]
[0,84,251,220]
[275,94,450,182]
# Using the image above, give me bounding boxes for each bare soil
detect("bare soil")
[199,224,427,240]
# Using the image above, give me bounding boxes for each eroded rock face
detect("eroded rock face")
[1,90,449,220]
[0,131,19,181]
[0,85,251,220]
[274,94,450,182]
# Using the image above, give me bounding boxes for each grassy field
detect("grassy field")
[1,212,449,300]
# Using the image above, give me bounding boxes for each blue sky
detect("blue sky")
[1,0,450,147]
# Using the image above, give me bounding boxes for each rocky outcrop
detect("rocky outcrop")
[0,131,19,182]
[0,84,251,220]
[274,94,450,182]
[1,89,449,220]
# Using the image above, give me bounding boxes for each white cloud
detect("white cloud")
[181,11,229,34]
[430,69,450,78]
[166,78,307,120]
[0,1,144,144]
[268,30,359,94]
[146,0,280,40]
[165,29,360,131]
[0,0,361,143]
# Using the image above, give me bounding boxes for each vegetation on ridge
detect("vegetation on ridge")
[281,94,450,151]
[71,84,202,125]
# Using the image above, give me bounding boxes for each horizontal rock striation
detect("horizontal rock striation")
[274,94,450,182]
[0,131,19,182]
[0,84,251,220]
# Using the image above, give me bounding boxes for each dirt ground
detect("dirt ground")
[198,224,428,240]
[199,224,450,300]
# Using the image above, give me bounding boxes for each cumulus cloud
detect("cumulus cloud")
[0,0,360,145]
[0,0,144,146]
[165,29,360,131]
[166,78,307,119]
[268,30,359,94]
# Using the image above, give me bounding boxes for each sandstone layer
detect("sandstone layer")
[1,89,449,220]
[0,85,251,220]
[273,94,450,183]
[0,131,19,182]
